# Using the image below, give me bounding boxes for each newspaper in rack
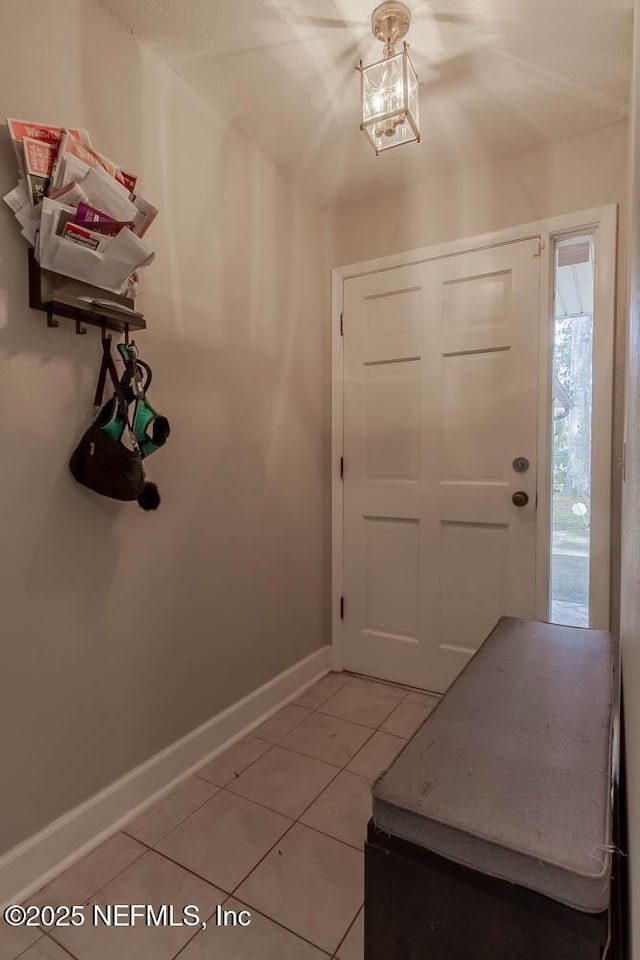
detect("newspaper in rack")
[49,181,89,207]
[3,181,29,214]
[23,137,57,205]
[77,168,138,222]
[131,196,158,238]
[49,130,135,197]
[7,119,90,178]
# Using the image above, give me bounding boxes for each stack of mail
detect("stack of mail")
[3,119,157,296]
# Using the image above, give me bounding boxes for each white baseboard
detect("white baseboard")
[0,645,331,908]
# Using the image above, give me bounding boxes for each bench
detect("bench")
[366,617,618,960]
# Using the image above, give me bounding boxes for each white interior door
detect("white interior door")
[342,239,541,692]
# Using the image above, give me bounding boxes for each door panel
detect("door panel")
[343,240,540,692]
[364,516,420,640]
[364,358,420,480]
[441,350,511,481]
[439,521,507,651]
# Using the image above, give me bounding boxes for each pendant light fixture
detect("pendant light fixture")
[358,2,420,155]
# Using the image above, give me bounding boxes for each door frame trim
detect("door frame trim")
[332,205,617,670]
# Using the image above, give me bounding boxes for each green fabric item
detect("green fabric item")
[132,396,162,458]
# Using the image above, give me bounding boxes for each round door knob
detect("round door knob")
[512,490,529,507]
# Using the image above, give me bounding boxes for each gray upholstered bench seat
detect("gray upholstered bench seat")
[372,617,614,914]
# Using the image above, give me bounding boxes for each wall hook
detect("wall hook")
[74,308,87,336]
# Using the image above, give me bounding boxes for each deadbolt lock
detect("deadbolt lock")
[512,457,530,473]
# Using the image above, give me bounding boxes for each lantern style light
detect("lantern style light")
[358,2,420,155]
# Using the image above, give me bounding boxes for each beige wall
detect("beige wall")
[621,2,640,954]
[0,0,330,855]
[334,122,628,267]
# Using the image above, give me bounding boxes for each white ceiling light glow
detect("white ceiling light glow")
[358,2,420,155]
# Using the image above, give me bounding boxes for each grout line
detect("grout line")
[121,778,222,848]
[222,784,365,852]
[46,930,81,959]
[139,845,233,894]
[342,670,440,699]
[235,736,362,771]
[251,703,315,746]
[10,935,46,960]
[39,836,148,911]
[332,903,362,960]
[167,898,232,960]
[192,748,279,791]
[190,696,389,789]
[217,897,334,959]
[44,933,80,960]
[316,701,400,728]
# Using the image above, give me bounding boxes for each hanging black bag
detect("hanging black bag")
[69,338,159,509]
[69,422,145,501]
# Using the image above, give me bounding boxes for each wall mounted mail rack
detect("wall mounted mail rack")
[3,117,158,337]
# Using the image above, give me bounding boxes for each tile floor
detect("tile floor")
[1,673,439,960]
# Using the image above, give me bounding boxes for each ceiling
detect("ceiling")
[99,0,632,205]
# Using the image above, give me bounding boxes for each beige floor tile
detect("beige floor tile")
[346,731,408,781]
[293,673,350,709]
[30,833,145,909]
[344,676,406,700]
[124,777,219,847]
[53,850,221,960]
[179,898,327,959]
[196,737,272,788]
[404,691,440,707]
[19,940,75,960]
[337,908,364,960]
[253,704,311,744]
[300,771,372,850]
[226,746,338,818]
[156,791,291,891]
[236,824,362,955]
[281,713,372,767]
[380,698,435,738]
[318,684,398,729]
[0,923,42,960]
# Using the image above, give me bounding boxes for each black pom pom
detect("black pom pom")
[138,482,160,511]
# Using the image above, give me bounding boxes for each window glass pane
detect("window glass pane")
[550,234,595,627]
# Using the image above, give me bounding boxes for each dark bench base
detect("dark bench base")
[365,821,616,960]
